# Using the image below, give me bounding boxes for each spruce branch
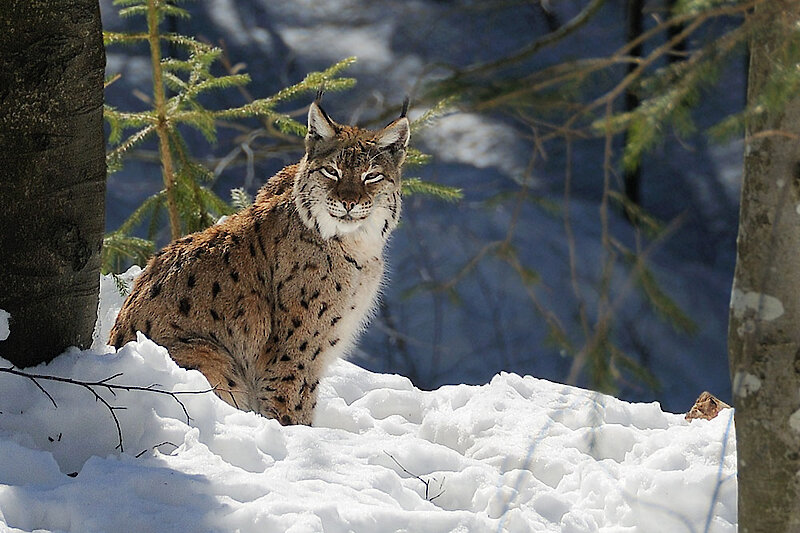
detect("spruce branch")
[404,148,432,167]
[102,233,154,274]
[107,125,157,173]
[103,31,149,46]
[410,97,457,132]
[230,187,253,210]
[402,178,462,202]
[116,191,166,236]
[111,272,132,297]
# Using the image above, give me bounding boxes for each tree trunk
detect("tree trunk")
[728,2,800,531]
[0,0,106,367]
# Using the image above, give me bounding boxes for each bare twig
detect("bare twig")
[385,451,445,502]
[450,0,607,80]
[563,136,592,350]
[135,441,180,458]
[0,367,214,452]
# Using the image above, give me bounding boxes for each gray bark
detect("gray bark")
[728,2,800,531]
[0,1,106,367]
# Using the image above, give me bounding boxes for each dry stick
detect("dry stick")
[147,0,181,241]
[563,6,751,384]
[432,146,569,345]
[563,136,592,352]
[385,451,445,502]
[474,56,641,112]
[135,441,179,458]
[566,100,618,386]
[0,367,214,452]
[451,0,607,81]
[566,215,687,387]
[746,129,800,142]
[556,5,756,386]
[569,0,761,129]
[379,300,419,381]
[476,0,761,112]
[104,72,122,89]
[500,154,572,348]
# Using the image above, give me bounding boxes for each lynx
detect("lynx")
[110,96,409,425]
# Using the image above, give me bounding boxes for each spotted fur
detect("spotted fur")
[109,100,409,425]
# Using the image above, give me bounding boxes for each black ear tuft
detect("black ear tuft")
[315,87,325,104]
[307,99,337,145]
[400,97,409,118]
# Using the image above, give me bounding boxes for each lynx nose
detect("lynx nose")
[342,200,358,212]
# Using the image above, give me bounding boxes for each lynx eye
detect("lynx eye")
[363,171,384,185]
[319,165,340,181]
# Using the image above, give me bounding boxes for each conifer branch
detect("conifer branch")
[230,187,253,211]
[402,178,462,202]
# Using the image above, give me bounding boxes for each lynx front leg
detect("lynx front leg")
[164,338,252,411]
[258,347,321,425]
[266,375,320,426]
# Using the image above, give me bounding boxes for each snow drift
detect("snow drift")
[0,271,736,532]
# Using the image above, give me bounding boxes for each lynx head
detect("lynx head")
[294,98,410,241]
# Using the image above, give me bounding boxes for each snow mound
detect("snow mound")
[0,272,736,532]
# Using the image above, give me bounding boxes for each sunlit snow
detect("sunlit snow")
[0,271,736,532]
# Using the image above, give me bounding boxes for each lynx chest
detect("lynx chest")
[267,225,386,369]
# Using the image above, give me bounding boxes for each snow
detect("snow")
[0,310,9,341]
[0,271,736,532]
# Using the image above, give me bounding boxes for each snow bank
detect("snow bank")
[0,272,736,532]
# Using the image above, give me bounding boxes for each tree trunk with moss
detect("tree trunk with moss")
[728,2,800,531]
[0,0,106,367]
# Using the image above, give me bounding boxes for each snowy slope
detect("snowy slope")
[0,272,736,532]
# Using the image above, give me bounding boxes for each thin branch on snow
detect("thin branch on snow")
[0,367,215,452]
[135,441,180,458]
[385,451,445,502]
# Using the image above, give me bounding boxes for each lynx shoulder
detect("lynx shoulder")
[109,98,409,425]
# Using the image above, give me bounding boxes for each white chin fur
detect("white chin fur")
[316,211,363,239]
[294,193,387,244]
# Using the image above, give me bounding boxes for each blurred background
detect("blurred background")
[100,0,748,413]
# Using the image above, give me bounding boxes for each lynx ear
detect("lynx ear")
[376,117,410,149]
[307,101,337,141]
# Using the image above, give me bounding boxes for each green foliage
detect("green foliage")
[602,28,743,171]
[111,272,132,297]
[104,0,462,275]
[402,178,462,202]
[102,232,154,275]
[410,96,458,132]
[404,148,432,167]
[230,188,253,211]
[103,0,356,270]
